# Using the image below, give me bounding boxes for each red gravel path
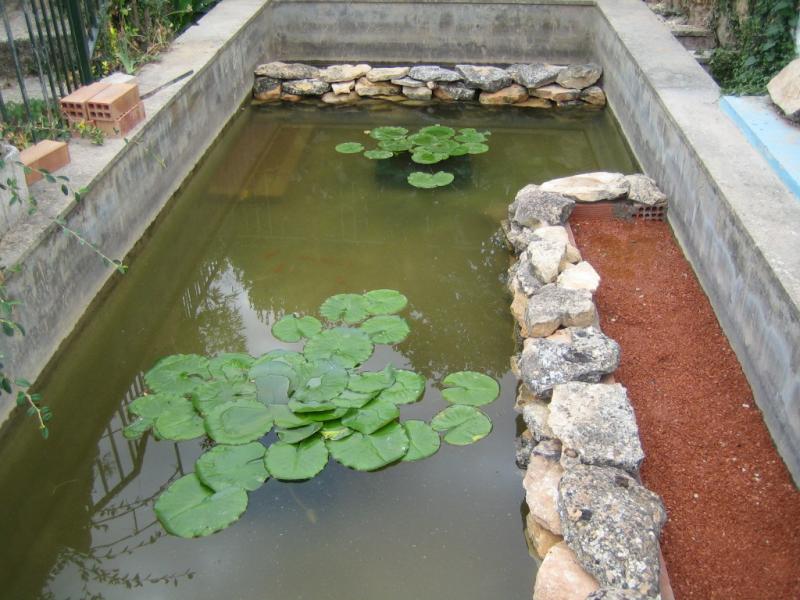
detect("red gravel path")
[571,219,800,600]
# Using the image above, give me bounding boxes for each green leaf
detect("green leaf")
[419,125,455,138]
[348,364,396,394]
[327,422,409,471]
[411,150,448,165]
[277,422,323,443]
[332,388,376,408]
[130,393,189,420]
[268,405,318,429]
[204,400,274,445]
[407,171,454,189]
[441,371,500,406]
[335,142,364,154]
[123,417,153,440]
[368,126,408,140]
[272,314,322,343]
[377,370,425,404]
[464,142,489,155]
[363,149,394,160]
[195,442,269,492]
[448,144,470,157]
[320,420,353,441]
[378,138,414,152]
[304,407,349,422]
[431,405,492,446]
[319,293,369,324]
[264,436,328,480]
[454,131,488,144]
[402,420,441,461]
[254,349,307,370]
[341,399,399,434]
[250,360,300,405]
[360,315,410,344]
[303,327,373,368]
[291,360,348,407]
[154,403,206,441]
[363,289,408,315]
[207,353,254,382]
[145,354,209,395]
[423,139,460,155]
[191,381,257,415]
[155,473,248,538]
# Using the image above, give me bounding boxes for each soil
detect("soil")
[571,219,800,600]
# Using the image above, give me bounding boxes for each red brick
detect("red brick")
[19,140,70,185]
[86,83,140,121]
[93,102,146,138]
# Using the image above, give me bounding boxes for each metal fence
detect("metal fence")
[0,0,108,137]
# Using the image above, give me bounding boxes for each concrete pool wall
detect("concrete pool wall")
[0,0,797,483]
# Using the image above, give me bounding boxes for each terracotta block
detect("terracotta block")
[93,102,146,137]
[19,140,70,185]
[86,83,140,121]
[59,82,110,121]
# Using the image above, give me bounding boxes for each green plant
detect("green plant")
[711,0,799,94]
[1,100,105,149]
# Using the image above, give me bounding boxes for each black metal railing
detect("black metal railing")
[0,0,108,138]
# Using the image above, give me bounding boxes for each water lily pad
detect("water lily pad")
[423,139,460,155]
[431,405,492,446]
[360,315,410,344]
[464,142,489,155]
[419,125,455,138]
[363,289,408,316]
[335,142,364,154]
[154,402,205,441]
[264,436,328,481]
[368,126,408,140]
[327,422,409,471]
[191,380,258,415]
[320,420,353,441]
[348,364,396,394]
[332,388,376,408]
[303,327,373,368]
[123,417,153,440]
[319,293,370,324]
[402,420,441,461]
[254,349,307,371]
[130,392,186,420]
[454,131,488,144]
[377,370,425,404]
[145,354,209,395]
[378,138,413,152]
[195,442,269,492]
[341,399,400,434]
[208,353,254,382]
[204,400,274,445]
[304,407,349,422]
[363,149,394,160]
[408,133,437,146]
[411,150,448,165]
[441,371,500,406]
[292,360,348,406]
[277,422,323,444]
[272,315,322,343]
[268,405,317,429]
[155,473,248,538]
[448,144,470,157]
[252,368,294,406]
[407,171,454,189]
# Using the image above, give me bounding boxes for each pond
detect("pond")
[0,102,636,600]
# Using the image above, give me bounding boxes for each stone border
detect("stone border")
[504,173,670,599]
[253,61,606,108]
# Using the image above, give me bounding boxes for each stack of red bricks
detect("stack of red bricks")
[60,81,146,137]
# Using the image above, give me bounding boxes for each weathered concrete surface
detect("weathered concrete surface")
[0,0,271,425]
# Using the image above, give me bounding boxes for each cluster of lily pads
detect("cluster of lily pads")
[124,290,500,538]
[334,125,491,189]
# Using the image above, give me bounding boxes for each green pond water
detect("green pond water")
[0,102,636,600]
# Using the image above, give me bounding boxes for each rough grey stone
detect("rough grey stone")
[504,220,539,254]
[433,82,477,101]
[455,64,513,92]
[767,58,800,121]
[508,257,544,297]
[581,86,607,106]
[523,238,568,284]
[507,63,565,89]
[511,184,575,229]
[549,382,645,473]
[255,61,320,80]
[533,84,580,103]
[525,284,596,337]
[282,78,331,96]
[391,76,425,87]
[366,66,409,82]
[408,65,462,82]
[557,261,600,292]
[253,76,280,94]
[516,327,621,399]
[515,429,537,468]
[354,77,401,97]
[532,438,563,462]
[541,172,629,203]
[478,84,528,105]
[331,80,355,95]
[587,590,652,600]
[403,86,432,100]
[558,465,667,597]
[319,63,371,83]
[557,63,603,89]
[524,454,564,535]
[523,398,555,441]
[321,91,360,105]
[625,174,667,207]
[534,225,581,263]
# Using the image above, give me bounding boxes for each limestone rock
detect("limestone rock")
[558,465,667,597]
[549,382,645,473]
[514,383,538,413]
[455,64,512,92]
[581,86,607,106]
[355,77,401,97]
[366,66,410,82]
[586,589,653,600]
[516,326,621,399]
[625,174,667,207]
[280,92,302,103]
[532,438,563,462]
[524,238,568,284]
[283,79,330,96]
[557,63,603,89]
[515,98,552,109]
[321,91,360,105]
[533,225,581,263]
[507,63,565,89]
[331,80,355,95]
[478,84,528,105]
[533,84,580,103]
[253,77,281,102]
[503,220,537,254]
[557,261,600,292]
[319,64,371,83]
[255,61,319,80]
[767,58,800,121]
[511,184,575,229]
[526,512,563,558]
[524,454,564,535]
[403,86,432,100]
[533,542,600,600]
[524,284,596,337]
[408,65,462,82]
[541,172,629,203]
[375,95,406,103]
[511,277,530,326]
[516,429,537,468]
[508,258,543,297]
[433,82,476,101]
[392,76,425,87]
[522,398,555,441]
